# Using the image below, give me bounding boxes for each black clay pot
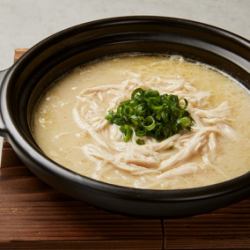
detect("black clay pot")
[0,16,249,217]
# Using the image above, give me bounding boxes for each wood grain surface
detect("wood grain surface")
[0,143,163,250]
[0,49,249,250]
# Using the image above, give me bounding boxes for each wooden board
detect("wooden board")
[0,49,250,250]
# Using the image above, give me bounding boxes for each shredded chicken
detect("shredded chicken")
[72,74,236,184]
[158,163,199,179]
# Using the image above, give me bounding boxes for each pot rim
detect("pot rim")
[1,16,250,202]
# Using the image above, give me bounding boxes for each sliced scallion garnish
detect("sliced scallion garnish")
[105,88,193,144]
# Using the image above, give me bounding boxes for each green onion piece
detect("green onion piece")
[179,98,188,109]
[136,139,145,145]
[143,116,156,131]
[144,89,160,98]
[132,88,144,101]
[134,104,146,116]
[120,125,133,142]
[135,128,146,137]
[130,115,140,126]
[177,116,192,128]
[105,111,114,123]
[147,97,162,111]
[112,116,125,126]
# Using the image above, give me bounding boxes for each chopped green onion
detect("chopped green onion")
[105,87,193,144]
[144,89,160,98]
[132,88,144,101]
[120,125,133,142]
[179,98,188,109]
[136,139,145,145]
[177,116,192,129]
[135,128,146,137]
[143,116,156,131]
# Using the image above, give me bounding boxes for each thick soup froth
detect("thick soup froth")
[32,55,250,189]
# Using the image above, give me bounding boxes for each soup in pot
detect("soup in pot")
[32,55,250,189]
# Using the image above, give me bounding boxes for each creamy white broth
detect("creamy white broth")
[32,55,250,189]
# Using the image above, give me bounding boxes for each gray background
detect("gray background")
[0,0,249,159]
[0,0,250,69]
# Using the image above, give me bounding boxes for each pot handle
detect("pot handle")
[0,69,9,136]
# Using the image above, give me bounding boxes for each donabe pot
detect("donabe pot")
[0,16,249,217]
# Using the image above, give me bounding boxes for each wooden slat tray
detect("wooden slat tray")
[0,49,250,250]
